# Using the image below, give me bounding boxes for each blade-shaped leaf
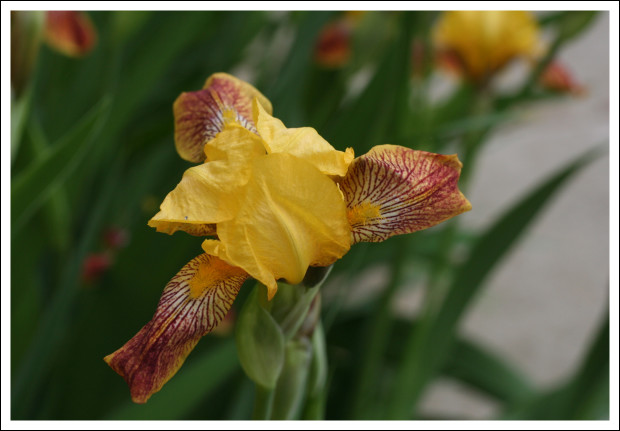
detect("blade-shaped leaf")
[11,97,111,233]
[386,145,605,419]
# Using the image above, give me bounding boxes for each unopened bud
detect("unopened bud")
[235,284,285,389]
[270,338,312,420]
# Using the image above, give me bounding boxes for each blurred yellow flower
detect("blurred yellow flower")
[434,11,541,84]
[105,73,471,403]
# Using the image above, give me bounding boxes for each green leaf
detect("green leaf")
[503,309,609,420]
[12,154,123,419]
[266,11,334,126]
[324,12,412,153]
[553,11,599,43]
[11,97,111,234]
[446,338,535,404]
[386,145,605,419]
[106,340,239,420]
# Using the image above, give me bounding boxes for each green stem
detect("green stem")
[252,385,275,420]
[350,235,409,419]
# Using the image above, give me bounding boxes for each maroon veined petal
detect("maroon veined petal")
[173,73,273,163]
[340,144,471,244]
[104,254,248,403]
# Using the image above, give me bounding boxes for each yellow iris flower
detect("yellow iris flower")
[105,73,471,403]
[434,11,542,84]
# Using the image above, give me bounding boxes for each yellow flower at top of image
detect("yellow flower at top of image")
[104,73,471,404]
[433,11,542,85]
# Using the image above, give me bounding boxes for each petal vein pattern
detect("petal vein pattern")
[104,254,248,403]
[174,73,273,163]
[341,145,471,243]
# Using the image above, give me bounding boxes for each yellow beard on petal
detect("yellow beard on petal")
[188,257,246,299]
[347,200,382,227]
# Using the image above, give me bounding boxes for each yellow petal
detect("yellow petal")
[104,254,248,403]
[174,73,273,163]
[434,11,541,82]
[202,153,351,299]
[340,145,471,244]
[148,124,266,233]
[253,100,354,178]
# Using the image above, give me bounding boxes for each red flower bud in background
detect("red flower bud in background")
[540,61,586,96]
[314,20,352,69]
[44,11,97,57]
[82,253,112,285]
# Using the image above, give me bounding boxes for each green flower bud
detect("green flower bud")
[271,338,313,420]
[235,284,285,389]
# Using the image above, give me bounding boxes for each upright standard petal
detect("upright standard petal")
[174,73,273,163]
[340,145,471,244]
[202,153,351,299]
[253,100,354,178]
[104,254,248,403]
[148,124,266,234]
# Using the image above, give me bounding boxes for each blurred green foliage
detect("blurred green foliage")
[10,10,608,420]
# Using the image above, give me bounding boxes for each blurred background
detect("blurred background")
[9,10,611,420]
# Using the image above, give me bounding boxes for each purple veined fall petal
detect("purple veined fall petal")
[104,254,249,403]
[340,144,472,244]
[174,73,273,163]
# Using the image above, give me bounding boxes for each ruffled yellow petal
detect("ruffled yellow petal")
[104,254,248,403]
[174,73,273,163]
[253,100,354,178]
[434,11,541,83]
[148,124,266,233]
[201,153,351,299]
[340,145,471,244]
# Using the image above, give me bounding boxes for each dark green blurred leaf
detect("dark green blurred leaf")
[386,145,605,419]
[107,340,239,419]
[326,311,535,418]
[446,338,534,404]
[503,309,609,420]
[11,85,34,164]
[553,11,599,43]
[11,97,111,234]
[12,155,123,419]
[324,12,411,152]
[266,11,334,126]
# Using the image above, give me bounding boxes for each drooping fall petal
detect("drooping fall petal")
[202,153,351,299]
[104,254,248,403]
[340,145,471,244]
[174,73,273,163]
[148,124,266,234]
[253,100,354,178]
[44,11,97,57]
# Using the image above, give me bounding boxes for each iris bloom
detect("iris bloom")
[433,11,541,84]
[105,73,471,403]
